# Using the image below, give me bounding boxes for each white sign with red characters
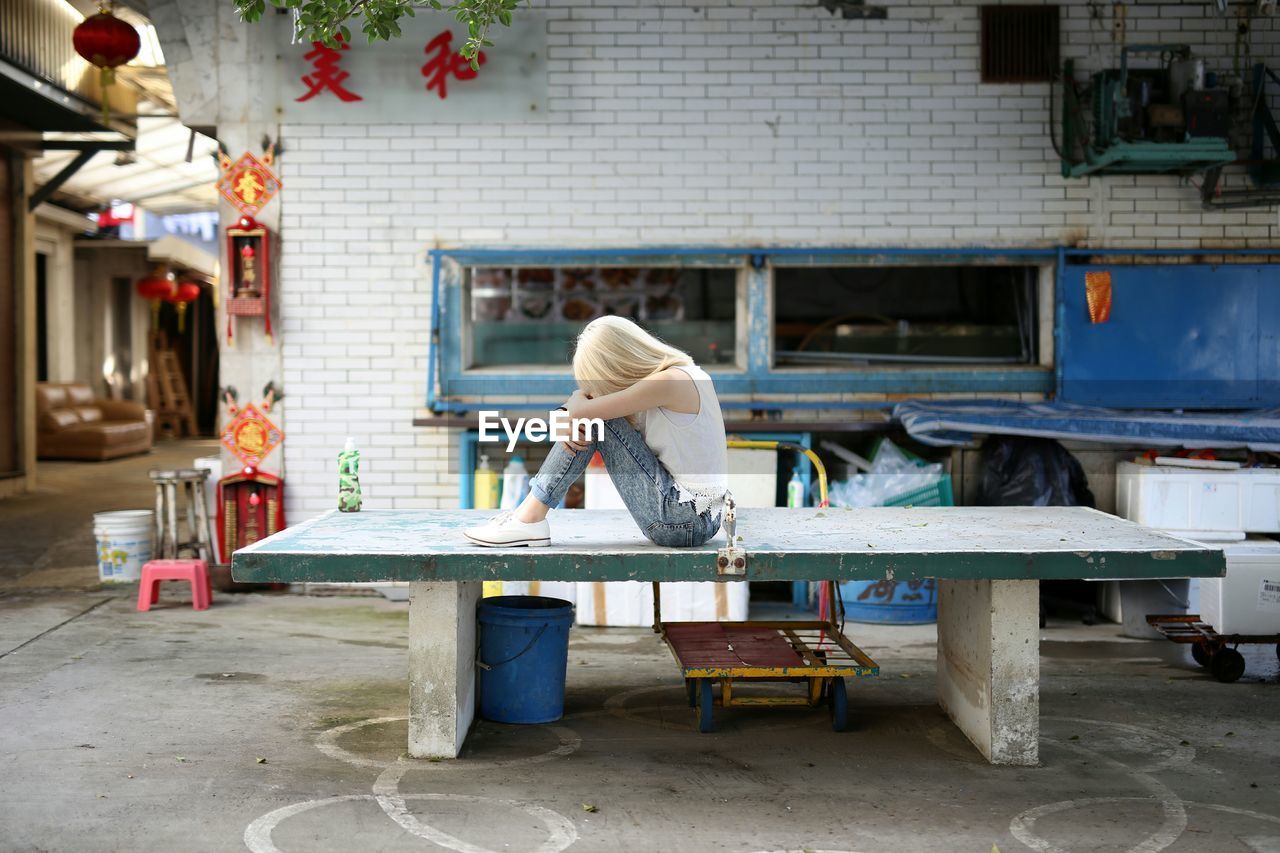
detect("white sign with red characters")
[273,13,546,123]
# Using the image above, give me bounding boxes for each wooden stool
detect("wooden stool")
[137,559,212,611]
[149,468,217,564]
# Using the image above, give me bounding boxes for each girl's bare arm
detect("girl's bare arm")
[566,369,697,422]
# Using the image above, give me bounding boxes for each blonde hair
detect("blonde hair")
[572,316,693,398]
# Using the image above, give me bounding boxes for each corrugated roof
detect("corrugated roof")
[37,115,219,213]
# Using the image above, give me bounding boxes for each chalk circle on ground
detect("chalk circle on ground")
[1011,795,1185,853]
[372,764,578,853]
[244,792,578,853]
[751,849,867,853]
[924,715,1201,771]
[315,715,581,770]
[1010,796,1280,853]
[598,684,826,733]
[1042,716,1196,774]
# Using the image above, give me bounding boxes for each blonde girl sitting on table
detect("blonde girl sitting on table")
[465,316,727,548]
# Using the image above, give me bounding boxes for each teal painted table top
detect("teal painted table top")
[232,507,1224,584]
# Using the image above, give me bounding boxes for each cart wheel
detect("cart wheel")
[1210,647,1246,683]
[828,676,849,732]
[686,678,697,708]
[1191,642,1211,668]
[697,679,715,733]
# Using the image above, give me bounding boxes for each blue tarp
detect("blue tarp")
[893,400,1280,451]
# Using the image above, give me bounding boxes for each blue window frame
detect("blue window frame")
[428,247,1061,413]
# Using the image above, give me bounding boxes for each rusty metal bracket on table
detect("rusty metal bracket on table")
[716,495,747,576]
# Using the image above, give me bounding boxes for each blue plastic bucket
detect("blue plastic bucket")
[839,578,938,624]
[477,595,575,724]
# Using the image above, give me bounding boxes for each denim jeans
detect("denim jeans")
[528,417,722,548]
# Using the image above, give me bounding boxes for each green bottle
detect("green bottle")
[338,437,362,512]
[786,468,805,508]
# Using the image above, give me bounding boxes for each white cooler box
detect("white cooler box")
[1115,462,1280,536]
[574,449,773,626]
[1199,536,1280,635]
[575,580,748,626]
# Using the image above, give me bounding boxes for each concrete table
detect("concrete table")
[233,506,1223,766]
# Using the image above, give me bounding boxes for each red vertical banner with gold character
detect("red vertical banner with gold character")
[1085,271,1112,324]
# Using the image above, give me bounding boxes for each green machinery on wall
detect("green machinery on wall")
[1200,63,1280,209]
[1058,44,1235,178]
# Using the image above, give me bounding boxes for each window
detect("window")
[981,5,1059,84]
[430,249,1055,407]
[465,266,737,369]
[772,265,1039,368]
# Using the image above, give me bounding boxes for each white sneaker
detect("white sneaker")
[464,512,551,547]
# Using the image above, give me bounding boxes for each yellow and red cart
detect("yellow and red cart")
[652,439,880,732]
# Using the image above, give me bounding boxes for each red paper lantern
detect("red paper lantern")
[136,272,174,301]
[73,5,141,126]
[165,280,202,332]
[136,271,174,328]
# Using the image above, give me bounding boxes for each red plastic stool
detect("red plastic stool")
[137,559,212,611]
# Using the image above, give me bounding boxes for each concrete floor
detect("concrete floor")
[2,442,1279,852]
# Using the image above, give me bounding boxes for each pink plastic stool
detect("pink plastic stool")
[137,559,212,611]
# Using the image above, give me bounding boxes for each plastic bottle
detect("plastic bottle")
[786,468,805,508]
[473,454,501,509]
[338,438,362,512]
[499,455,530,510]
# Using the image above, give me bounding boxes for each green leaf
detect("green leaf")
[229,0,520,52]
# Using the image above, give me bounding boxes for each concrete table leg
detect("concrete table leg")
[408,581,482,759]
[936,579,1039,766]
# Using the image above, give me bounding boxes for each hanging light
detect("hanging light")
[73,2,142,127]
[135,269,175,328]
[165,280,202,333]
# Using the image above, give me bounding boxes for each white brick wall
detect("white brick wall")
[278,0,1280,517]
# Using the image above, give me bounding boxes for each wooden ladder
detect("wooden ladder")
[151,347,196,437]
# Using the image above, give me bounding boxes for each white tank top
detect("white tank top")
[632,364,728,515]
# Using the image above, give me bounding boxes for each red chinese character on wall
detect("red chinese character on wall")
[421,30,484,100]
[297,37,362,103]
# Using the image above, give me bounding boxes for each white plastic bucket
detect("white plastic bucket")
[93,510,155,583]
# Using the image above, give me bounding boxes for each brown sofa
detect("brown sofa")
[36,383,152,461]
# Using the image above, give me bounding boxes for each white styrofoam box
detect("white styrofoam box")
[577,447,772,626]
[1115,462,1280,534]
[583,452,627,510]
[575,581,749,627]
[1198,536,1280,636]
[725,447,779,509]
[1242,469,1280,533]
[1096,578,1201,626]
[576,582,655,628]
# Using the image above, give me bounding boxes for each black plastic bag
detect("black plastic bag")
[977,436,1095,507]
